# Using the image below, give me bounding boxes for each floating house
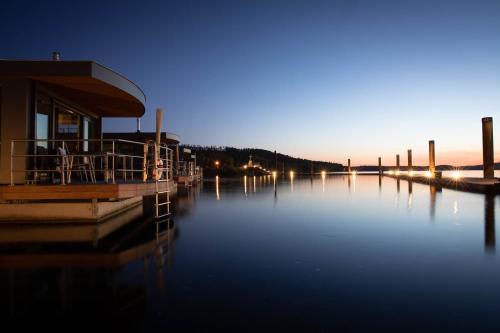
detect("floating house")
[0,53,178,222]
[102,130,201,185]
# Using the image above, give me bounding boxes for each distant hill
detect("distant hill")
[183,145,343,177]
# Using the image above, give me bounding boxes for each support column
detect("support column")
[155,108,162,181]
[482,117,494,179]
[429,140,436,174]
[348,158,351,174]
[396,154,400,172]
[407,149,412,171]
[378,157,382,175]
[176,144,180,177]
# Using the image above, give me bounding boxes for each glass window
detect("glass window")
[57,110,80,136]
[36,93,51,152]
[83,117,89,152]
[36,113,49,150]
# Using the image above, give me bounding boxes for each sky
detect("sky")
[2,0,500,166]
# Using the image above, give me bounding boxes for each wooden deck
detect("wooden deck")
[0,181,175,201]
[386,174,500,194]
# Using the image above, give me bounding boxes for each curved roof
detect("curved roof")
[0,60,145,117]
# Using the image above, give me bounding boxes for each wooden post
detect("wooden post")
[274,150,277,172]
[482,117,494,179]
[176,144,180,177]
[407,149,412,171]
[348,159,351,174]
[429,140,436,174]
[155,108,163,181]
[396,154,400,171]
[378,157,382,175]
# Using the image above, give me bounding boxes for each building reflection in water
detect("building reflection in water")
[396,177,400,193]
[216,175,220,200]
[378,175,382,190]
[0,186,201,317]
[253,176,256,193]
[485,194,495,253]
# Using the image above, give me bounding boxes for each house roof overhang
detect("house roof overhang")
[0,60,146,117]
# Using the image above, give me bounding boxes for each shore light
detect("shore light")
[452,170,461,180]
[425,171,433,178]
[408,170,414,177]
[395,170,400,176]
[290,171,294,178]
[387,170,394,175]
[321,170,326,177]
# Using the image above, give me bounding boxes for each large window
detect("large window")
[36,93,51,152]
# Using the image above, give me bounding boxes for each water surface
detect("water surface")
[1,175,499,332]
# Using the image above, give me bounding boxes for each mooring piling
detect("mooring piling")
[407,149,412,171]
[429,140,436,175]
[482,117,494,179]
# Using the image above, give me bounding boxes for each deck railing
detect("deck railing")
[177,160,201,177]
[9,139,173,186]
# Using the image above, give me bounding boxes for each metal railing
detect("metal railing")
[177,160,200,177]
[9,138,173,186]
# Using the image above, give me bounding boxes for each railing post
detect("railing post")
[61,141,65,185]
[10,141,14,186]
[112,140,115,184]
[143,144,148,182]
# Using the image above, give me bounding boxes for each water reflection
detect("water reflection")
[1,176,499,330]
[429,184,440,220]
[485,194,495,253]
[244,175,247,196]
[215,175,220,200]
[322,172,326,193]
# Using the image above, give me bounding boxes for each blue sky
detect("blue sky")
[2,0,500,165]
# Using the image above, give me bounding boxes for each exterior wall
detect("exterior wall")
[0,79,32,184]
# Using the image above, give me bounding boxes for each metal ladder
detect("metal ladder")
[154,144,171,220]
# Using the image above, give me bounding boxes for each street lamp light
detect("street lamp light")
[215,160,220,175]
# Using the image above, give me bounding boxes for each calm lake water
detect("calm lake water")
[1,175,500,332]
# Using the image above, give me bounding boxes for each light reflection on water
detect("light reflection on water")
[1,175,500,331]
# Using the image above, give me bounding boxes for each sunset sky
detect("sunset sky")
[2,0,500,165]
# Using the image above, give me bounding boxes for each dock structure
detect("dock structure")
[387,173,500,194]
